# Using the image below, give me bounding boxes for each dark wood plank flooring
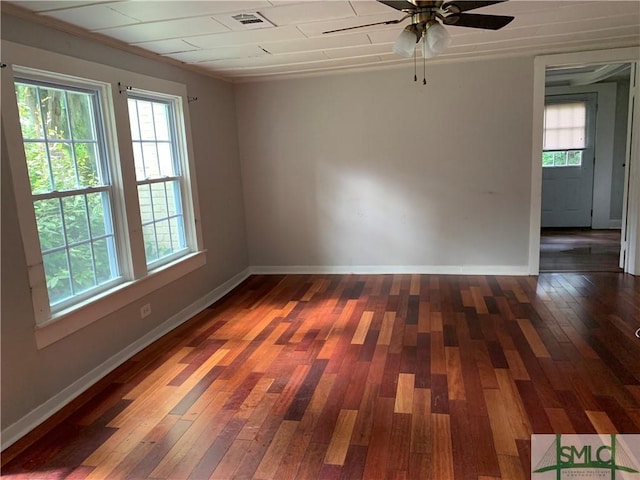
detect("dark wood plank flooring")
[2,273,639,479]
[540,228,622,272]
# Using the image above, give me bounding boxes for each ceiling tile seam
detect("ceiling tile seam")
[103,6,145,25]
[91,16,231,36]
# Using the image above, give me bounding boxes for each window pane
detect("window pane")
[138,184,154,224]
[93,238,116,284]
[62,195,90,244]
[553,152,567,167]
[50,142,77,190]
[542,152,554,167]
[153,102,170,141]
[128,101,140,141]
[151,182,168,219]
[133,142,145,180]
[24,142,52,194]
[40,87,70,140]
[75,143,102,187]
[155,219,172,257]
[141,143,160,178]
[87,192,112,237]
[543,102,586,150]
[69,243,95,294]
[567,150,582,166]
[136,100,156,140]
[15,84,44,138]
[67,91,95,140]
[157,143,174,177]
[166,180,182,217]
[143,224,158,263]
[43,250,72,304]
[169,217,185,251]
[34,198,65,251]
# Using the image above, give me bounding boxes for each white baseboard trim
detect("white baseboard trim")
[0,267,251,452]
[609,220,622,229]
[249,264,530,276]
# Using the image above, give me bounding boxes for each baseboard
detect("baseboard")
[0,267,251,452]
[609,220,622,229]
[249,264,530,276]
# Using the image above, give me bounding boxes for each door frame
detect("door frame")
[529,47,640,275]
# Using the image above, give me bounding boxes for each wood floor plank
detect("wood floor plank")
[362,397,394,480]
[445,347,466,401]
[351,311,374,345]
[393,373,415,414]
[494,369,533,440]
[253,420,299,479]
[323,409,358,466]
[4,272,639,480]
[484,389,519,456]
[516,318,551,358]
[431,413,454,479]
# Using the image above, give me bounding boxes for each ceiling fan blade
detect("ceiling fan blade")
[376,0,418,12]
[442,1,506,13]
[323,17,407,34]
[443,13,514,30]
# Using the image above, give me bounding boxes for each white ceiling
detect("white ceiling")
[4,0,640,81]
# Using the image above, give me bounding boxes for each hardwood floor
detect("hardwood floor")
[3,273,640,479]
[539,228,622,272]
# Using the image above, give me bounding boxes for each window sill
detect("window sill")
[34,250,207,349]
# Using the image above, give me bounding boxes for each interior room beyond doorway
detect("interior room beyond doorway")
[539,228,622,272]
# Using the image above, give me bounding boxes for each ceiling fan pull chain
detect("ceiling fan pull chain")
[414,48,417,82]
[423,56,427,85]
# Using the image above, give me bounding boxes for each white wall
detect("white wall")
[236,58,534,273]
[1,13,249,442]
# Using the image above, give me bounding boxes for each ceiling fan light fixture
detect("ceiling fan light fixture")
[426,22,451,56]
[421,33,437,59]
[393,25,420,58]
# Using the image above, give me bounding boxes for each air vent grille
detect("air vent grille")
[232,13,265,25]
[216,11,274,31]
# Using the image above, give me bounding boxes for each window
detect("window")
[15,80,120,310]
[542,102,586,167]
[3,41,204,347]
[128,95,187,266]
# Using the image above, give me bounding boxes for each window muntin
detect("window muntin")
[128,95,187,267]
[542,102,586,168]
[15,80,120,309]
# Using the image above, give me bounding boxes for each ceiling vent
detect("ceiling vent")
[227,12,274,30]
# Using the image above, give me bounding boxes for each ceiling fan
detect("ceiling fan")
[323,1,514,60]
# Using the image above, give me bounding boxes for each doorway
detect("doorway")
[532,57,636,273]
[541,93,597,228]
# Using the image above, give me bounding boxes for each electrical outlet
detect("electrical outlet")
[140,303,151,319]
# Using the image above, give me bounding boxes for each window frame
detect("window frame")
[542,100,588,169]
[127,92,189,268]
[2,41,205,349]
[14,77,124,311]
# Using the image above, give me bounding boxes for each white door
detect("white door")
[541,93,597,227]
